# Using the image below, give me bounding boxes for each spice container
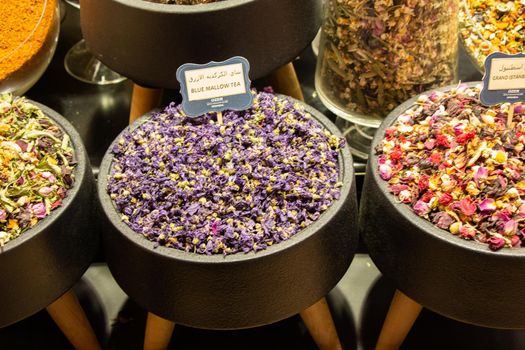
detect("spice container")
[0,95,97,327]
[360,82,525,328]
[98,93,358,329]
[0,0,60,95]
[315,0,460,128]
[460,0,524,73]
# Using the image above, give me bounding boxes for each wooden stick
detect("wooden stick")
[375,290,423,350]
[267,62,305,101]
[300,298,343,350]
[143,312,176,350]
[46,290,101,350]
[129,83,163,124]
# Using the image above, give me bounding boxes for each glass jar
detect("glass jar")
[0,0,60,95]
[315,0,459,127]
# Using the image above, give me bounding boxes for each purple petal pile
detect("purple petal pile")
[107,91,344,255]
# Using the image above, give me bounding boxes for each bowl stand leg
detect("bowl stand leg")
[144,312,175,350]
[269,62,343,350]
[267,62,304,101]
[46,289,101,350]
[375,289,423,350]
[300,297,343,350]
[129,83,164,124]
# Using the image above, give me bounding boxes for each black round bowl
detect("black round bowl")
[0,100,97,328]
[360,82,525,329]
[97,96,358,329]
[80,0,321,88]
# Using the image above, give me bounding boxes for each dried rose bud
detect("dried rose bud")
[379,164,393,180]
[488,236,506,251]
[0,209,6,221]
[30,202,47,219]
[413,200,431,216]
[438,193,453,206]
[432,212,454,230]
[460,224,476,239]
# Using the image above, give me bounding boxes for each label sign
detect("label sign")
[481,52,525,105]
[176,56,253,117]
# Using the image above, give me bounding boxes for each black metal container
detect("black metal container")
[97,97,358,329]
[80,0,321,88]
[360,83,525,329]
[0,100,97,328]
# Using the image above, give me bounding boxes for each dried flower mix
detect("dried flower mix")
[376,84,525,251]
[316,0,459,121]
[0,94,76,247]
[460,0,525,70]
[107,91,345,255]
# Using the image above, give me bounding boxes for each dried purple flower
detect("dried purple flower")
[107,91,345,255]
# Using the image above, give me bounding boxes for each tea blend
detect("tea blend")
[144,0,222,4]
[0,94,76,246]
[107,90,345,255]
[0,0,57,81]
[461,0,524,69]
[376,84,525,251]
[317,0,458,120]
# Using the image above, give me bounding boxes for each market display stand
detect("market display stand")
[121,62,347,350]
[0,102,101,350]
[360,83,525,350]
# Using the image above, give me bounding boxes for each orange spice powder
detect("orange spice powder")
[0,0,56,81]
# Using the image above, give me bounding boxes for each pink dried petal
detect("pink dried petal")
[503,219,518,236]
[515,104,524,114]
[459,225,476,239]
[458,197,477,216]
[390,184,409,195]
[473,167,488,185]
[438,193,453,206]
[478,198,496,212]
[424,139,436,150]
[488,236,506,251]
[379,164,392,180]
[413,200,430,216]
[511,235,521,247]
[429,90,443,102]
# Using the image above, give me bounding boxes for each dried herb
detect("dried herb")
[377,84,525,251]
[316,0,459,121]
[460,0,525,70]
[107,90,345,255]
[0,94,76,247]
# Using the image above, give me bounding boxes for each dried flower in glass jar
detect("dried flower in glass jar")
[316,0,459,125]
[460,0,525,70]
[376,84,525,251]
[107,90,345,255]
[0,94,76,246]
